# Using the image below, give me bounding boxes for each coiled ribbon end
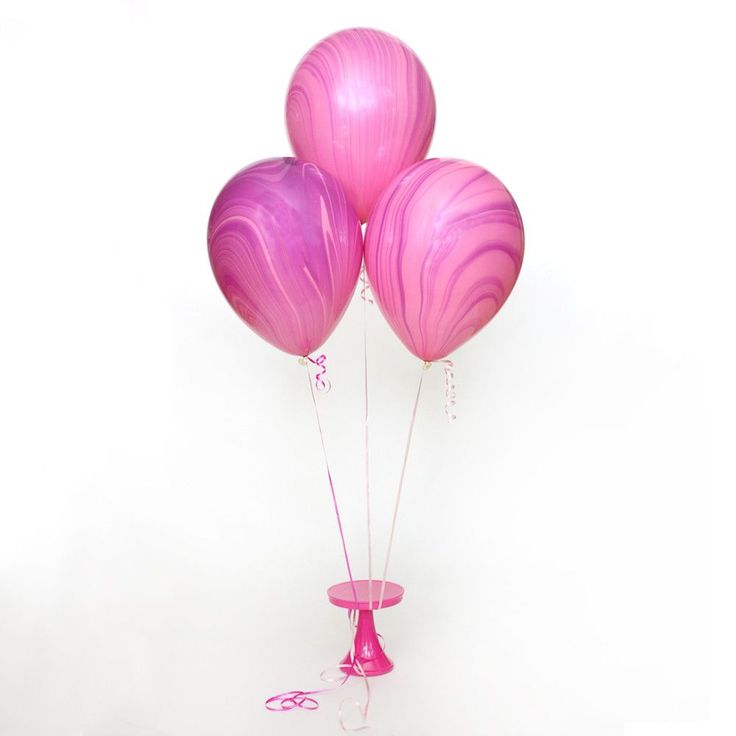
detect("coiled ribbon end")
[299,353,331,393]
[442,359,456,423]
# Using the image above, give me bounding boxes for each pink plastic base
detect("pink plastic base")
[327,580,404,677]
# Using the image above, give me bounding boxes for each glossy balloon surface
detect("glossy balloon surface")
[208,158,363,356]
[286,27,436,222]
[364,159,524,362]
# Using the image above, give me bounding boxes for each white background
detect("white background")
[1,1,734,735]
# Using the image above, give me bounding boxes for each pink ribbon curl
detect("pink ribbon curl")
[265,690,321,711]
[307,353,331,393]
[441,359,457,423]
[266,611,382,732]
[360,265,374,304]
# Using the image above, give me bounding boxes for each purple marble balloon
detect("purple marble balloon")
[364,159,524,362]
[208,158,363,356]
[286,28,436,222]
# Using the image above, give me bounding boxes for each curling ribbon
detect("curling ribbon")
[309,353,330,392]
[441,359,457,423]
[265,611,383,733]
[299,353,331,392]
[360,264,373,304]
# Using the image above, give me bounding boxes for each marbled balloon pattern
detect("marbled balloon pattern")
[364,159,524,362]
[208,158,363,357]
[286,28,436,222]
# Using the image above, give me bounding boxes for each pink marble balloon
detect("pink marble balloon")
[364,159,524,362]
[286,28,436,223]
[208,158,363,356]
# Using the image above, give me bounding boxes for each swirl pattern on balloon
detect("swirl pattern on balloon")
[208,158,363,356]
[364,159,524,362]
[286,27,436,222]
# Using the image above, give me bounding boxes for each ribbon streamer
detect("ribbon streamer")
[302,358,357,604]
[361,259,374,611]
[360,264,374,304]
[306,353,331,392]
[266,610,382,733]
[378,364,427,608]
[441,359,457,423]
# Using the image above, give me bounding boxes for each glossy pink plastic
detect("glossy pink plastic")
[327,580,404,677]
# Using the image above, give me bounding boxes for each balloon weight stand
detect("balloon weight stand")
[327,579,404,677]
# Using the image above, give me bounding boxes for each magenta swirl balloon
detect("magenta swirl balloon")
[208,158,363,357]
[286,28,436,223]
[364,159,524,362]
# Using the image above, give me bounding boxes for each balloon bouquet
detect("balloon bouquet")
[208,27,524,723]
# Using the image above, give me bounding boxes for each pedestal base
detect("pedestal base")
[327,580,404,678]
